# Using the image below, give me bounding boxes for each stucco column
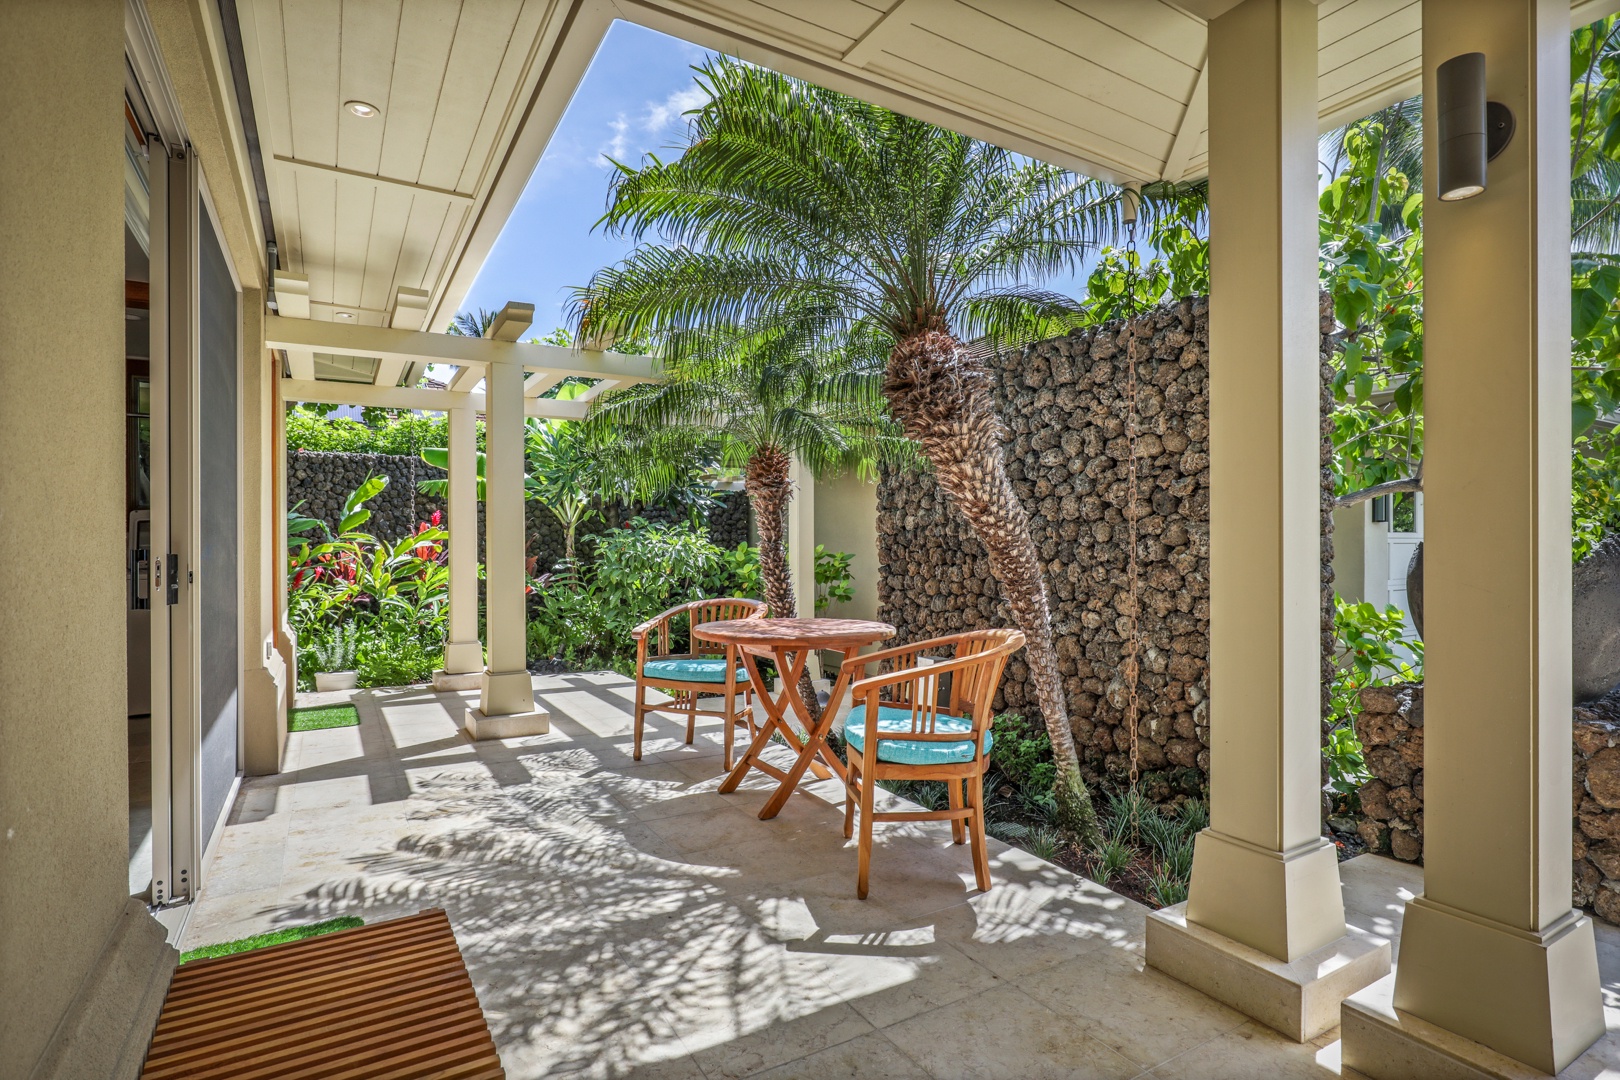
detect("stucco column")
[437,398,483,682]
[1343,2,1604,1074]
[789,457,818,674]
[468,361,548,736]
[1145,0,1388,1042]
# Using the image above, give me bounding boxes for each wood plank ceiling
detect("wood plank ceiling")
[237,0,577,332]
[240,0,1620,342]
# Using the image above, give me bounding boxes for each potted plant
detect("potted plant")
[310,624,361,691]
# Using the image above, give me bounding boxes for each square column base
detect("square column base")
[480,668,535,716]
[442,639,483,675]
[1147,901,1390,1041]
[1343,974,1568,1080]
[1186,830,1349,961]
[464,706,550,740]
[432,669,483,692]
[1344,898,1604,1076]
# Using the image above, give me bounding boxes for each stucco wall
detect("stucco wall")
[0,5,144,1075]
[815,473,881,622]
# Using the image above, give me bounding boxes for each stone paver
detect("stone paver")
[185,673,1620,1079]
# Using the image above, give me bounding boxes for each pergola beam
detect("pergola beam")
[446,365,483,392]
[489,301,534,342]
[264,314,660,383]
[278,378,589,420]
[524,372,565,398]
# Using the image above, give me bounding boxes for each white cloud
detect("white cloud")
[599,114,630,166]
[593,84,709,168]
[642,85,708,133]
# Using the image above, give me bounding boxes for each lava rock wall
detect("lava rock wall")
[1356,681,1620,925]
[877,298,1213,799]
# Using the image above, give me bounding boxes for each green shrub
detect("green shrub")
[988,713,1055,792]
[285,406,483,456]
[1091,836,1133,886]
[1148,862,1190,907]
[356,621,441,687]
[527,519,729,669]
[1325,597,1423,797]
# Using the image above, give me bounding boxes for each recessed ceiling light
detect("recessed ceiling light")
[335,311,355,320]
[345,100,380,119]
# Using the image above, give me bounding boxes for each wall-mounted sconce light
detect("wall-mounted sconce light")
[1371,495,1390,523]
[1437,52,1515,201]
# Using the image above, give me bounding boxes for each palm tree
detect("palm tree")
[447,309,498,338]
[593,324,897,616]
[588,322,903,716]
[571,57,1146,842]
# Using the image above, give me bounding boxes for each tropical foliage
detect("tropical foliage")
[526,517,734,671]
[286,405,480,456]
[286,475,455,690]
[1322,598,1423,797]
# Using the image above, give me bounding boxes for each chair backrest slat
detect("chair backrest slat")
[870,628,1025,749]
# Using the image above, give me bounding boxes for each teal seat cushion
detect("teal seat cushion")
[641,658,746,684]
[842,705,992,766]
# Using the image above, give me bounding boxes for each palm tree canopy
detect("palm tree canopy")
[585,319,910,497]
[571,55,1146,352]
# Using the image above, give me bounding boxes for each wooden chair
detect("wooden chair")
[632,597,767,770]
[841,628,1026,899]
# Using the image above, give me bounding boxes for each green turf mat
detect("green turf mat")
[288,704,360,731]
[179,916,365,964]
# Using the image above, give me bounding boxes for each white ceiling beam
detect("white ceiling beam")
[286,352,316,382]
[273,271,315,379]
[389,287,432,331]
[272,155,474,204]
[524,372,566,398]
[1161,56,1209,184]
[489,301,535,342]
[1573,0,1620,25]
[275,270,310,318]
[426,2,616,330]
[373,357,409,387]
[264,315,660,382]
[842,0,918,67]
[525,397,588,421]
[279,378,587,420]
[282,378,469,412]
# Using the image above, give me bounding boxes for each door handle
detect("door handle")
[166,554,180,605]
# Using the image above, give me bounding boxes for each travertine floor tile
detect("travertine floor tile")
[882,983,1142,1080]
[201,674,1580,1080]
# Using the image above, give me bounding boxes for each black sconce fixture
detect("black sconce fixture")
[1371,495,1390,523]
[1437,52,1515,201]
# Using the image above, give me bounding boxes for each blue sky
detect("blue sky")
[459,22,711,334]
[458,21,1095,337]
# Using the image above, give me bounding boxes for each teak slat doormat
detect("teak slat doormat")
[141,909,504,1080]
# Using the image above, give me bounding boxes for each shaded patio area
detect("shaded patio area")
[182,676,1617,1079]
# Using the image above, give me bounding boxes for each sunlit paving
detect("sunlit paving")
[169,674,1618,1080]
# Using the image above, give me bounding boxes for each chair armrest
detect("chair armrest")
[849,650,992,698]
[631,602,691,640]
[844,641,933,674]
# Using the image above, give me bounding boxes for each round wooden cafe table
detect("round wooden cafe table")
[694,617,894,820]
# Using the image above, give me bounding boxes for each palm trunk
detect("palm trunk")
[744,446,821,722]
[884,327,1100,845]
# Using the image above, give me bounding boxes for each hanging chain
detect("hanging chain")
[1122,220,1143,790]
